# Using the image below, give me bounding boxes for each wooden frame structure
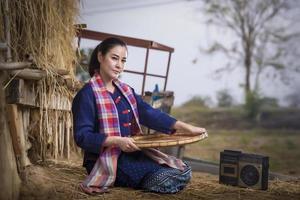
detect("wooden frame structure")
[76,29,174,95]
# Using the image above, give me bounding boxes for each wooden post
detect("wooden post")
[64,113,71,160]
[0,74,21,200]
[0,2,21,195]
[7,104,31,175]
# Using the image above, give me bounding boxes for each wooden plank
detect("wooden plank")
[9,68,46,80]
[6,79,36,106]
[7,104,22,156]
[6,104,30,169]
[0,89,21,200]
[77,29,174,52]
[6,78,72,111]
[0,61,31,70]
[18,108,31,167]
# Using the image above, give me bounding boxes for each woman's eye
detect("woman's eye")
[122,60,126,63]
[112,57,118,60]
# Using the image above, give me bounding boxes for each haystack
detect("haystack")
[0,1,80,199]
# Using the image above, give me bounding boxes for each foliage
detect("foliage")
[174,99,300,130]
[285,84,300,108]
[285,93,300,108]
[244,90,280,119]
[244,90,261,119]
[201,0,300,103]
[76,48,93,82]
[181,95,213,108]
[216,89,234,107]
[259,97,279,109]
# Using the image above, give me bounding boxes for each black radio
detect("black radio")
[219,150,269,190]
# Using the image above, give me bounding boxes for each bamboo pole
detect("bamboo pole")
[59,120,63,157]
[9,68,46,80]
[61,119,65,157]
[0,62,31,70]
[64,113,71,160]
[4,0,12,62]
[54,111,58,160]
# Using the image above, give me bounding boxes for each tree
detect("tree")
[285,93,300,108]
[76,48,93,82]
[182,95,213,108]
[285,83,300,108]
[201,0,300,103]
[216,89,234,107]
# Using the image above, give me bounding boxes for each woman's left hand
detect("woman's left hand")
[185,124,206,135]
[173,121,207,135]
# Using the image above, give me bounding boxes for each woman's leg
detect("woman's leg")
[141,164,192,194]
[84,160,96,175]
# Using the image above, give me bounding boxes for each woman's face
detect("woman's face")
[98,45,127,81]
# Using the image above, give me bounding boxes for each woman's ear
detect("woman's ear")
[97,52,103,64]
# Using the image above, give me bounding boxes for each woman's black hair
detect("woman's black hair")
[88,37,127,77]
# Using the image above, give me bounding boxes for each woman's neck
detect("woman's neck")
[99,71,114,92]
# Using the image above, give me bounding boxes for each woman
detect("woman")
[72,37,206,194]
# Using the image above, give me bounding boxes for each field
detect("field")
[172,105,300,176]
[20,128,300,199]
[20,107,300,199]
[184,129,300,176]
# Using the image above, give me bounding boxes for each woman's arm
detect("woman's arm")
[133,89,206,135]
[134,91,177,134]
[72,85,108,154]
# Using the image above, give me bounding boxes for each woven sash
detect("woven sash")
[80,73,185,194]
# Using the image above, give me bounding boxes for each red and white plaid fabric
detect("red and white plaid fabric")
[80,73,185,194]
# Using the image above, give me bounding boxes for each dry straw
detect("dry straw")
[22,161,300,200]
[0,0,79,161]
[0,0,77,72]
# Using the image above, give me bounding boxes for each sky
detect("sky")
[77,0,299,106]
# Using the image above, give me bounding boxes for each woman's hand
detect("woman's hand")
[173,121,207,135]
[116,137,141,152]
[104,136,140,152]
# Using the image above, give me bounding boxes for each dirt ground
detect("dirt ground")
[19,161,300,200]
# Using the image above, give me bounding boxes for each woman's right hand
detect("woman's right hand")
[104,136,140,152]
[114,136,141,152]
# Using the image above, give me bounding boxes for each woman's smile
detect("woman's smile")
[112,69,121,75]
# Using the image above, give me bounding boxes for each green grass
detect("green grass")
[184,129,300,176]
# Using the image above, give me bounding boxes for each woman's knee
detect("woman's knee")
[143,168,192,194]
